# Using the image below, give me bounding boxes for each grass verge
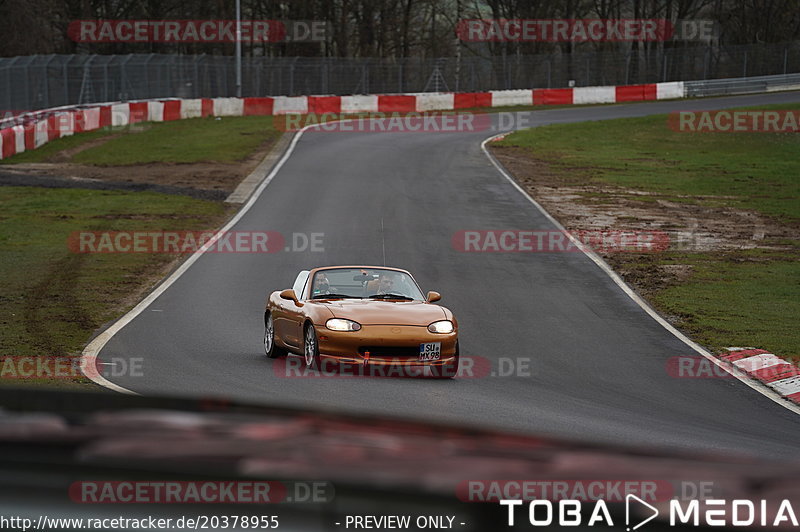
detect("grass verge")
[0,187,233,387]
[1,115,279,165]
[496,102,800,222]
[495,103,800,361]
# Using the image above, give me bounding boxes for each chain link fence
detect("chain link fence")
[2,42,799,112]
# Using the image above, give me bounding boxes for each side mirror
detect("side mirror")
[280,289,300,304]
[426,291,441,303]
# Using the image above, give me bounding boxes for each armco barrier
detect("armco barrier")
[212,98,244,117]
[308,96,341,114]
[685,73,800,98]
[657,81,684,100]
[491,89,533,107]
[341,95,378,113]
[533,88,573,105]
[377,95,416,113]
[272,96,308,115]
[615,84,658,102]
[454,92,492,109]
[0,79,696,161]
[243,97,274,117]
[573,86,617,104]
[415,93,455,112]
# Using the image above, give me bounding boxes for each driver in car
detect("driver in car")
[364,272,409,297]
[376,273,397,295]
[311,273,331,297]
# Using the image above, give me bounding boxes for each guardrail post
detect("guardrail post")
[62,57,70,106]
[2,58,18,112]
[585,56,590,85]
[103,61,109,102]
[625,51,631,85]
[743,51,748,77]
[784,47,788,74]
[254,57,262,96]
[144,54,153,97]
[398,61,404,93]
[193,55,200,98]
[290,57,298,95]
[23,56,33,111]
[119,54,133,101]
[43,55,57,109]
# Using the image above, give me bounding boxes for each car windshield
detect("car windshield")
[310,268,425,300]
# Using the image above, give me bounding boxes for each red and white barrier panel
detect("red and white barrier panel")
[720,348,800,405]
[0,81,684,160]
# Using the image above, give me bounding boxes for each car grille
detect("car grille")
[358,346,419,359]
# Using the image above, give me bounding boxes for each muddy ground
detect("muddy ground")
[0,133,279,199]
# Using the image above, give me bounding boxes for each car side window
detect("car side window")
[292,271,310,300]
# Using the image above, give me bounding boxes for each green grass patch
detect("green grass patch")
[1,115,280,166]
[652,252,800,361]
[0,186,231,387]
[497,102,800,222]
[0,128,114,165]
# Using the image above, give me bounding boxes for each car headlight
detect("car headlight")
[427,320,454,334]
[326,318,362,332]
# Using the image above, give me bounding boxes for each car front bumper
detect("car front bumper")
[316,324,458,368]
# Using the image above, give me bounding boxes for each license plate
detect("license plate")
[419,342,441,362]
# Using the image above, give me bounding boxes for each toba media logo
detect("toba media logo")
[500,497,799,529]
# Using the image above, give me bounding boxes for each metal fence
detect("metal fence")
[2,42,799,112]
[684,72,800,97]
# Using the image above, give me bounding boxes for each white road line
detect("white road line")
[80,130,308,393]
[480,133,800,416]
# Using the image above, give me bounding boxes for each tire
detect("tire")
[303,323,322,370]
[264,312,287,359]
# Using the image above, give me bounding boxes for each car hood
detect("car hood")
[320,300,447,326]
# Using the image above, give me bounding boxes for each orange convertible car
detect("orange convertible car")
[264,266,459,377]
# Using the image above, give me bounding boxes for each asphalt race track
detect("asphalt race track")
[96,91,800,458]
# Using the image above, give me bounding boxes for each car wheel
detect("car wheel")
[264,312,286,359]
[433,342,460,379]
[304,323,321,369]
